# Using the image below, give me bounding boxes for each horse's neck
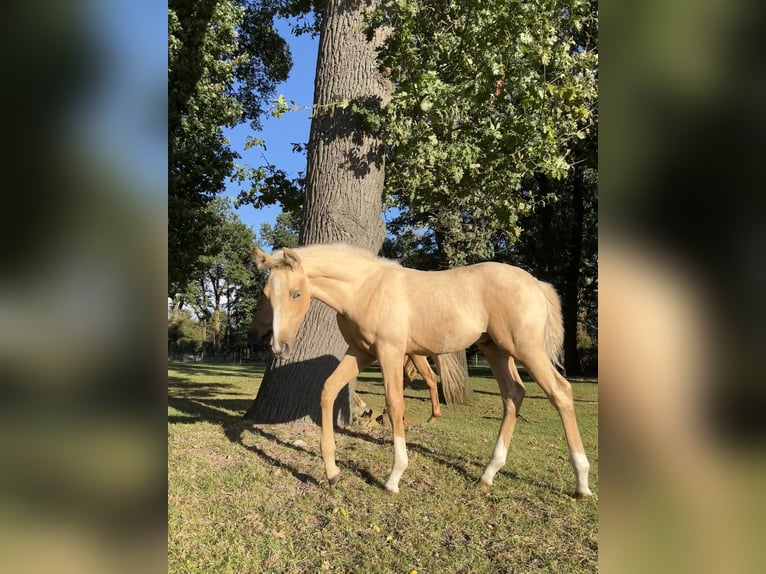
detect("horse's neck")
[301,252,377,314]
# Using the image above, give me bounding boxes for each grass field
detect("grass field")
[168,361,598,573]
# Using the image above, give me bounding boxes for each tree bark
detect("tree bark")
[245,0,389,425]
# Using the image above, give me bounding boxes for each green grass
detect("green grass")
[169,361,598,573]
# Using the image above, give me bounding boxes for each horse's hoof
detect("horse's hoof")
[384,484,400,494]
[476,478,493,488]
[328,473,341,487]
[427,416,440,424]
[573,490,593,500]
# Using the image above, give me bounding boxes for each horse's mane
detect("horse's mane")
[270,243,400,269]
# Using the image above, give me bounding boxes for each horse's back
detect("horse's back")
[374,262,546,354]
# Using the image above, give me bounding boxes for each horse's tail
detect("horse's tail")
[539,281,565,369]
[403,356,418,383]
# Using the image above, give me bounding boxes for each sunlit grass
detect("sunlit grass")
[169,361,598,573]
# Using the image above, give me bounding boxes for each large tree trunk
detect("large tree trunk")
[245,0,389,425]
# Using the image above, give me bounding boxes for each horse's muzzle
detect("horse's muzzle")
[271,340,291,359]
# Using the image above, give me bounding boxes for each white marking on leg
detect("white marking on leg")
[480,439,508,486]
[384,436,409,494]
[571,451,592,497]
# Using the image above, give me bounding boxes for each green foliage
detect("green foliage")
[169,0,291,294]
[381,225,442,270]
[173,198,263,357]
[369,0,598,265]
[233,148,306,218]
[258,211,301,249]
[168,307,206,356]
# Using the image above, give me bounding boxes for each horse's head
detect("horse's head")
[254,246,311,359]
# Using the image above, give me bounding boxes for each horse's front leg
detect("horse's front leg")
[378,348,408,493]
[320,348,373,485]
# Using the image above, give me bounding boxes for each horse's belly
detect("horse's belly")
[408,327,483,355]
[407,303,486,354]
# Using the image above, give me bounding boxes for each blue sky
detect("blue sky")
[72,0,167,202]
[224,18,320,236]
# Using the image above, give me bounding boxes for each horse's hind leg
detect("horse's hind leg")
[478,342,526,486]
[521,352,593,498]
[409,354,441,422]
[320,348,374,485]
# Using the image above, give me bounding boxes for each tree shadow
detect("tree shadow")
[168,372,245,425]
[472,388,598,404]
[169,377,242,398]
[168,361,266,380]
[223,423,320,486]
[168,357,360,487]
[244,354,347,425]
[169,378,323,485]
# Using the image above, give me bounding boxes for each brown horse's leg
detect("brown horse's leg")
[409,354,442,422]
[378,348,408,493]
[478,342,526,486]
[522,353,592,498]
[320,348,374,485]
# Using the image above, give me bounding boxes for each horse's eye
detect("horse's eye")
[291,289,302,300]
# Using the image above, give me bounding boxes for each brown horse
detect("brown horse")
[248,293,442,422]
[254,243,592,498]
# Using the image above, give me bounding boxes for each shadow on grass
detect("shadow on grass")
[168,363,581,496]
[168,361,266,380]
[336,426,571,497]
[223,423,320,485]
[169,361,371,488]
[168,373,246,425]
[472,388,597,405]
[169,393,323,486]
[337,426,488,486]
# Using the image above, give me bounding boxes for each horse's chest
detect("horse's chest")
[336,314,376,351]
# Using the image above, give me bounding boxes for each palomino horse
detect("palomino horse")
[254,243,592,498]
[248,292,442,422]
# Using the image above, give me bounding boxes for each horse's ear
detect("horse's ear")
[282,248,302,271]
[253,246,271,270]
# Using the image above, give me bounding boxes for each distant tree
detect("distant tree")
[168,306,205,358]
[380,227,441,270]
[168,0,291,295]
[258,211,301,250]
[173,198,259,358]
[515,126,598,375]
